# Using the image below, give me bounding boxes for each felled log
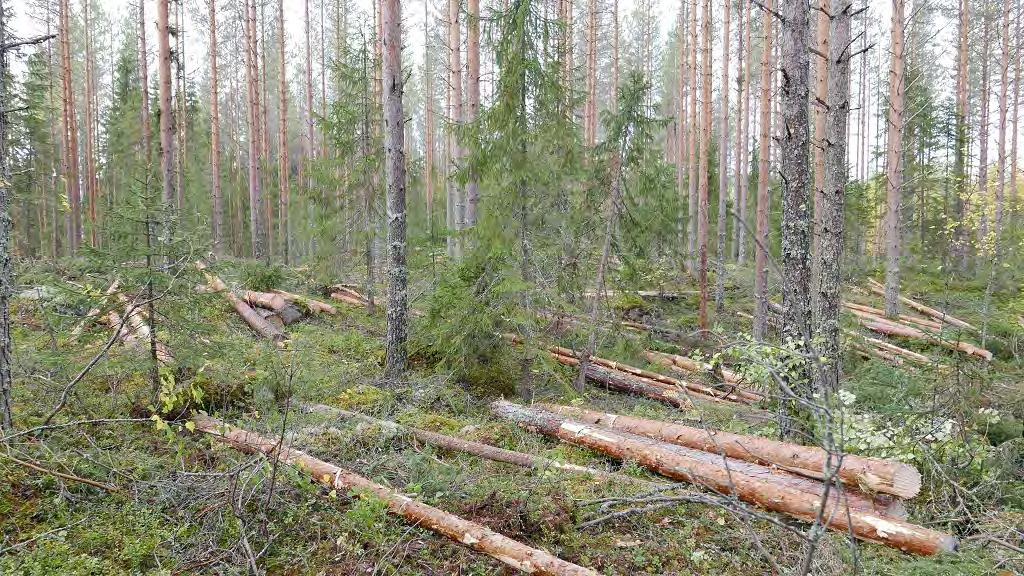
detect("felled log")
[860,317,991,361]
[192,414,598,575]
[71,279,121,338]
[301,403,654,485]
[866,279,977,332]
[846,331,932,364]
[549,353,693,409]
[537,403,921,499]
[492,401,954,555]
[842,301,942,331]
[195,262,286,343]
[115,292,175,366]
[852,341,904,366]
[255,308,286,332]
[580,290,695,301]
[272,289,338,315]
[644,351,764,403]
[241,290,304,324]
[330,290,371,308]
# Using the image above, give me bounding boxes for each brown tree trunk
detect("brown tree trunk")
[278,0,289,264]
[382,0,408,378]
[245,0,266,260]
[732,0,746,262]
[883,0,905,317]
[815,0,853,395]
[59,0,82,253]
[538,403,921,498]
[696,0,711,330]
[465,0,480,227]
[584,0,597,146]
[676,0,687,266]
[810,0,829,289]
[752,5,773,341]
[139,0,152,170]
[713,0,730,313]
[995,0,1010,236]
[157,0,175,211]
[83,0,98,248]
[210,0,223,255]
[975,8,992,256]
[1011,4,1019,211]
[952,0,969,271]
[686,0,698,274]
[304,0,315,183]
[424,0,435,237]
[491,401,955,555]
[446,0,463,258]
[193,414,601,575]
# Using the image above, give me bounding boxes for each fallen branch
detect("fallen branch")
[537,403,921,499]
[301,402,658,486]
[271,289,337,315]
[191,414,599,575]
[492,401,954,555]
[0,452,119,493]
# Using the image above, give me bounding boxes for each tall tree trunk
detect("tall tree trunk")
[446,0,463,258]
[975,6,991,253]
[883,0,905,317]
[952,0,969,271]
[810,0,829,292]
[259,1,272,254]
[686,0,698,275]
[465,0,480,227]
[83,0,98,248]
[676,0,687,268]
[245,0,266,259]
[138,2,151,170]
[733,0,746,262]
[174,1,185,212]
[713,0,731,313]
[1010,2,1019,211]
[696,0,712,330]
[278,0,289,264]
[424,1,435,239]
[382,0,407,379]
[360,44,377,315]
[304,0,315,185]
[778,0,814,437]
[752,4,773,341]
[816,0,853,395]
[157,0,175,213]
[60,0,82,253]
[995,0,1010,235]
[0,0,14,431]
[585,0,597,145]
[210,0,223,255]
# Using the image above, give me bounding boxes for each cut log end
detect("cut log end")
[889,465,923,500]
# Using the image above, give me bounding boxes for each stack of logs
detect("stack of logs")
[503,335,763,410]
[847,280,990,361]
[492,400,956,556]
[196,262,337,343]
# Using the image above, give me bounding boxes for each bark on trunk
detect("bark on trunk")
[210,0,223,254]
[271,289,338,314]
[465,0,480,226]
[538,403,921,499]
[778,0,814,436]
[278,0,290,264]
[491,401,955,555]
[752,4,773,341]
[139,0,152,170]
[245,0,266,260]
[382,0,408,379]
[60,0,82,252]
[0,10,12,429]
[713,0,730,313]
[696,0,712,330]
[686,0,699,275]
[192,414,600,575]
[815,0,852,395]
[883,0,905,317]
[810,0,829,288]
[447,0,464,258]
[951,0,969,271]
[83,0,98,248]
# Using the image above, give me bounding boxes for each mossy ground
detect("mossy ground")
[1,260,1021,575]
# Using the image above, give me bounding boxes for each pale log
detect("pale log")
[271,289,338,314]
[492,401,955,555]
[537,403,921,499]
[866,279,977,332]
[192,414,599,575]
[196,262,286,342]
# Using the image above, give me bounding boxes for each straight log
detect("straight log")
[191,414,598,575]
[115,292,174,366]
[301,402,657,485]
[644,351,765,403]
[860,317,991,361]
[866,279,977,332]
[537,403,921,499]
[271,289,338,315]
[842,301,942,331]
[491,401,954,556]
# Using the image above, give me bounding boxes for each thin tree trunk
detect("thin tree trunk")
[60,0,82,253]
[952,0,969,271]
[752,4,773,341]
[1010,1,1019,211]
[676,0,687,268]
[278,0,289,264]
[810,0,829,292]
[174,1,185,212]
[465,0,480,227]
[995,0,1010,235]
[360,44,377,315]
[245,0,266,259]
[140,1,152,170]
[0,0,14,430]
[713,0,730,313]
[210,0,223,255]
[733,0,746,262]
[447,0,463,257]
[883,0,905,317]
[816,0,853,396]
[686,0,698,275]
[696,0,712,330]
[304,0,315,182]
[157,0,175,212]
[382,0,408,379]
[975,5,991,252]
[83,0,98,248]
[585,0,597,145]
[424,1,435,239]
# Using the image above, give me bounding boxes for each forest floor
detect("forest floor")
[1,258,1022,575]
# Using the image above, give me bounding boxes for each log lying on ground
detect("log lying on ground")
[329,285,371,307]
[71,279,121,338]
[115,292,175,366]
[192,414,598,575]
[644,351,765,402]
[301,402,656,485]
[860,316,991,361]
[255,308,286,332]
[548,352,693,409]
[195,262,286,343]
[842,301,942,331]
[271,289,338,315]
[241,290,304,324]
[537,403,921,499]
[581,290,696,301]
[492,401,954,555]
[844,330,932,365]
[865,279,977,332]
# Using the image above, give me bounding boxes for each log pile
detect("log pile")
[330,284,372,308]
[192,414,599,575]
[503,334,762,408]
[644,350,765,401]
[865,279,978,332]
[492,401,955,555]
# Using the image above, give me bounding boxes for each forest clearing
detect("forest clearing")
[1,0,1023,572]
